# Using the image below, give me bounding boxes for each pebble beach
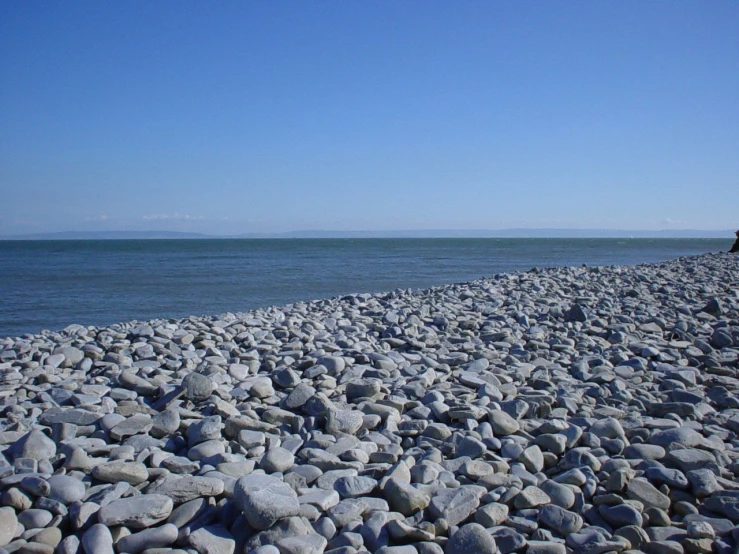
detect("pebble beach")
[0,251,737,554]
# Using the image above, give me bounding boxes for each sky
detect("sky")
[1,2,737,236]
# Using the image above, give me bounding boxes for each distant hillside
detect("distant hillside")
[1,228,732,240]
[0,230,213,240]
[236,228,733,239]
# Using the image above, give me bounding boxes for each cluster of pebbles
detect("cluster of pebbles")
[0,252,738,554]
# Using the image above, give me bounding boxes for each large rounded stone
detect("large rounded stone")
[260,447,295,474]
[326,409,363,435]
[46,475,86,504]
[446,523,497,554]
[182,372,215,402]
[0,507,18,547]
[9,431,56,461]
[234,474,300,530]
[82,524,114,554]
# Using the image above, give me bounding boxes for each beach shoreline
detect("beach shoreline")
[0,252,737,553]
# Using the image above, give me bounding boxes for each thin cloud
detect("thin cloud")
[142,213,205,221]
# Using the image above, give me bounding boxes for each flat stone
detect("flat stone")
[92,461,149,485]
[627,478,671,510]
[117,523,178,554]
[275,534,327,554]
[526,542,566,554]
[514,486,551,510]
[146,475,225,504]
[334,476,377,498]
[98,494,173,529]
[645,467,689,489]
[428,486,480,526]
[109,414,153,441]
[650,428,704,448]
[703,491,739,521]
[188,524,236,554]
[519,445,544,473]
[457,436,487,459]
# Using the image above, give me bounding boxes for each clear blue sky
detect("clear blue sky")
[1,2,737,235]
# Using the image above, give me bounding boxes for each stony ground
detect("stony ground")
[0,252,738,554]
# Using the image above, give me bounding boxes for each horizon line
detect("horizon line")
[0,227,734,240]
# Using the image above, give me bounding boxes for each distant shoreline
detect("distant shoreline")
[0,229,733,240]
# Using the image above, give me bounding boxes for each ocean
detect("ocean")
[0,238,729,338]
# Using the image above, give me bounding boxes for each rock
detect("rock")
[82,523,114,554]
[188,524,236,554]
[539,480,575,509]
[703,491,739,521]
[151,409,181,438]
[275,533,327,554]
[488,410,520,435]
[687,521,715,539]
[326,409,364,435]
[260,447,295,474]
[474,502,509,527]
[518,445,544,473]
[598,503,643,528]
[183,372,215,402]
[146,475,225,503]
[384,478,430,516]
[284,383,317,409]
[538,504,583,535]
[18,508,53,529]
[334,476,377,498]
[233,474,301,530]
[57,536,81,554]
[626,478,671,510]
[446,523,497,554]
[514,486,551,510]
[428,487,480,526]
[116,523,178,554]
[92,461,149,485]
[98,494,173,529]
[0,507,18,547]
[9,431,56,461]
[109,413,153,441]
[650,428,704,448]
[46,475,86,504]
[188,415,222,447]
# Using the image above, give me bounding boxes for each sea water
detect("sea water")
[0,238,729,337]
